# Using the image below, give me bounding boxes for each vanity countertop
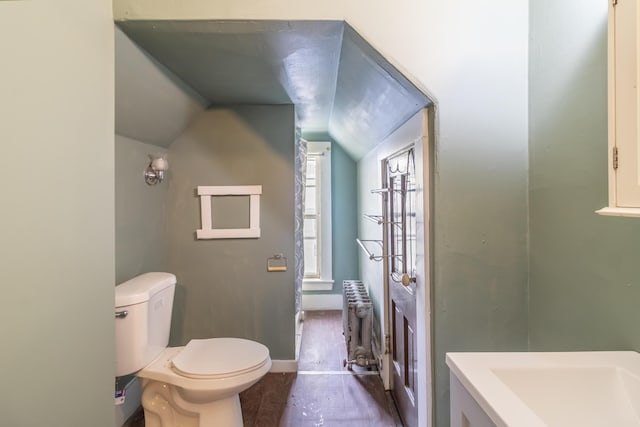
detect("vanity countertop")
[446,351,640,427]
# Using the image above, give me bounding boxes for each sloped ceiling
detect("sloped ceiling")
[115,27,208,147]
[115,20,431,159]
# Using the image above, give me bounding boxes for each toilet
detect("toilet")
[115,272,272,427]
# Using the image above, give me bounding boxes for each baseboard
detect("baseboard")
[301,293,342,310]
[270,359,298,373]
[302,279,334,291]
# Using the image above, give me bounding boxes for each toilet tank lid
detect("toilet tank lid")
[116,272,176,307]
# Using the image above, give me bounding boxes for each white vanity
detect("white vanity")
[447,351,640,427]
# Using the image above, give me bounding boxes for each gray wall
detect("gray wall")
[115,134,168,284]
[0,2,114,426]
[166,105,296,359]
[529,0,640,350]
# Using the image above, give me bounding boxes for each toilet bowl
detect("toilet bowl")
[138,338,271,427]
[115,273,272,427]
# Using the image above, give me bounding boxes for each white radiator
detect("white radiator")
[342,280,376,369]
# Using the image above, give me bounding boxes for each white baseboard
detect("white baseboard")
[301,293,342,310]
[302,279,334,291]
[270,359,298,373]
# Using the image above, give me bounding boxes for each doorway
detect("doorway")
[376,108,432,427]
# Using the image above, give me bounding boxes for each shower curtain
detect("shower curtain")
[294,129,307,314]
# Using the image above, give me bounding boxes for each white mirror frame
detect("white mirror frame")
[196,185,262,239]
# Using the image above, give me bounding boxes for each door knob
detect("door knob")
[401,274,416,287]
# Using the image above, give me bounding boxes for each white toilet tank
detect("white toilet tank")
[115,272,176,377]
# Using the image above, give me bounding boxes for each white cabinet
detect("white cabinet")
[598,0,640,217]
[449,374,497,427]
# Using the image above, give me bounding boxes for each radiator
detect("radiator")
[342,280,376,369]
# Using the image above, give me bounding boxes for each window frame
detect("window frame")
[302,141,334,291]
[597,0,640,217]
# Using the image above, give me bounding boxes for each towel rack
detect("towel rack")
[363,214,384,225]
[356,238,384,261]
[370,188,390,194]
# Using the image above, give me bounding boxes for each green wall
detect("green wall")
[331,141,360,292]
[0,1,114,425]
[166,105,296,359]
[357,103,530,426]
[115,134,168,284]
[356,141,385,342]
[529,0,640,350]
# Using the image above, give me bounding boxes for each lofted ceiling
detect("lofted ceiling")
[115,20,431,159]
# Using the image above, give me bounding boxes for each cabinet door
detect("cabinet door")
[612,0,640,207]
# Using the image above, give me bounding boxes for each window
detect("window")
[597,0,640,217]
[303,141,333,290]
[304,156,320,277]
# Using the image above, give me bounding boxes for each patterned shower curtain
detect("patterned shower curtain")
[294,129,307,314]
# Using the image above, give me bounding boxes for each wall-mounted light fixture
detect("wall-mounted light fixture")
[144,153,169,185]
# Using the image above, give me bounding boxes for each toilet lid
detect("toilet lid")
[172,338,270,379]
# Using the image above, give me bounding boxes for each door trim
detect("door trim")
[376,108,433,427]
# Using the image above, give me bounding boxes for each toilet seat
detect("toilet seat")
[172,338,270,379]
[138,339,272,427]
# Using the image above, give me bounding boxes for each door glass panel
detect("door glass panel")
[387,149,417,284]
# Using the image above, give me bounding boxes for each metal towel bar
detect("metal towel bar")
[356,238,384,261]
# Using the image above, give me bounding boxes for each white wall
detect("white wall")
[114,0,343,20]
[0,1,114,425]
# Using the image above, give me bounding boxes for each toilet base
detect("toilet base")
[141,380,243,427]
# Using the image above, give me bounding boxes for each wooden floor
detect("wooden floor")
[126,310,402,426]
[241,310,401,426]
